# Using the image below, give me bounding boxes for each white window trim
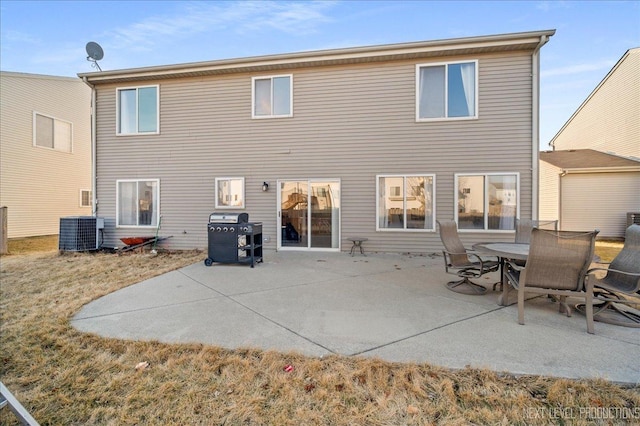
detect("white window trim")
[251,74,293,119]
[415,60,479,122]
[376,174,437,232]
[116,178,160,228]
[215,177,246,209]
[32,111,73,153]
[454,172,519,232]
[79,189,92,207]
[116,85,160,135]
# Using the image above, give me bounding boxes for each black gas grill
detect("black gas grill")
[205,212,263,268]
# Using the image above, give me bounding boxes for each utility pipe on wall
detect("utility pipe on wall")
[82,76,97,217]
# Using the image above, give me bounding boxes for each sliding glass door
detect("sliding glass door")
[278,180,340,250]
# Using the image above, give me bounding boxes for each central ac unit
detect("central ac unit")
[59,216,104,251]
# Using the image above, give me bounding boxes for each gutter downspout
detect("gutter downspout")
[82,76,97,217]
[531,34,549,221]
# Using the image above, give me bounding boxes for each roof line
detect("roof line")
[79,29,555,83]
[561,166,640,174]
[548,47,640,148]
[0,70,81,82]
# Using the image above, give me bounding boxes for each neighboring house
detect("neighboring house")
[539,149,640,238]
[79,30,554,253]
[0,72,92,238]
[549,48,639,160]
[540,48,640,238]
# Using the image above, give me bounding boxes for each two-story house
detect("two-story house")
[0,72,92,238]
[540,48,640,238]
[79,30,555,253]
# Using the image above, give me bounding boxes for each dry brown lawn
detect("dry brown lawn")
[1,236,638,425]
[595,240,626,263]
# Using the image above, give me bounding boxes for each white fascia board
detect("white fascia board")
[563,166,640,174]
[79,30,556,84]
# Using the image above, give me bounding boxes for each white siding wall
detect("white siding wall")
[552,49,640,159]
[95,52,535,253]
[560,172,640,237]
[0,72,92,238]
[539,160,560,222]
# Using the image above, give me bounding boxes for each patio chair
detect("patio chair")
[437,220,499,295]
[512,219,560,271]
[514,219,558,244]
[580,224,640,327]
[504,228,599,333]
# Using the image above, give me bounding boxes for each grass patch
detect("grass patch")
[1,238,638,424]
[5,234,58,255]
[594,240,624,263]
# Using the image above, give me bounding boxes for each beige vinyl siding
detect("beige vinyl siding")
[551,49,640,159]
[560,172,640,238]
[0,72,91,238]
[94,52,535,253]
[538,160,561,222]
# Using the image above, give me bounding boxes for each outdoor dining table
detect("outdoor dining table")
[472,242,530,306]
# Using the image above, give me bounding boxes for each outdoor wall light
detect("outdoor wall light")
[262,182,269,192]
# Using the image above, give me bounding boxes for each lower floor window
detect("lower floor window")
[117,179,159,227]
[215,177,245,209]
[377,175,435,231]
[456,173,518,231]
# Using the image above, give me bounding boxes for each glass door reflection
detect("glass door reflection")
[279,180,340,250]
[310,182,340,248]
[280,181,308,248]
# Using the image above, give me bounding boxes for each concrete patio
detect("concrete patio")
[72,251,639,384]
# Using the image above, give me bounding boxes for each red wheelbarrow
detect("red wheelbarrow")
[119,236,172,253]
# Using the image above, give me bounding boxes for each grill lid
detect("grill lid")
[209,212,249,223]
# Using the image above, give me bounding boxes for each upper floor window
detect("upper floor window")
[455,173,518,231]
[416,60,477,121]
[117,86,159,134]
[33,112,72,152]
[377,174,435,231]
[252,75,292,118]
[215,177,245,209]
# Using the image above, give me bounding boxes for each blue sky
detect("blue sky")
[1,0,639,147]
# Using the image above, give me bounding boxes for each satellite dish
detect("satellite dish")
[85,42,104,71]
[86,42,104,60]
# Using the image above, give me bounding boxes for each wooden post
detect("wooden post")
[0,206,7,255]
